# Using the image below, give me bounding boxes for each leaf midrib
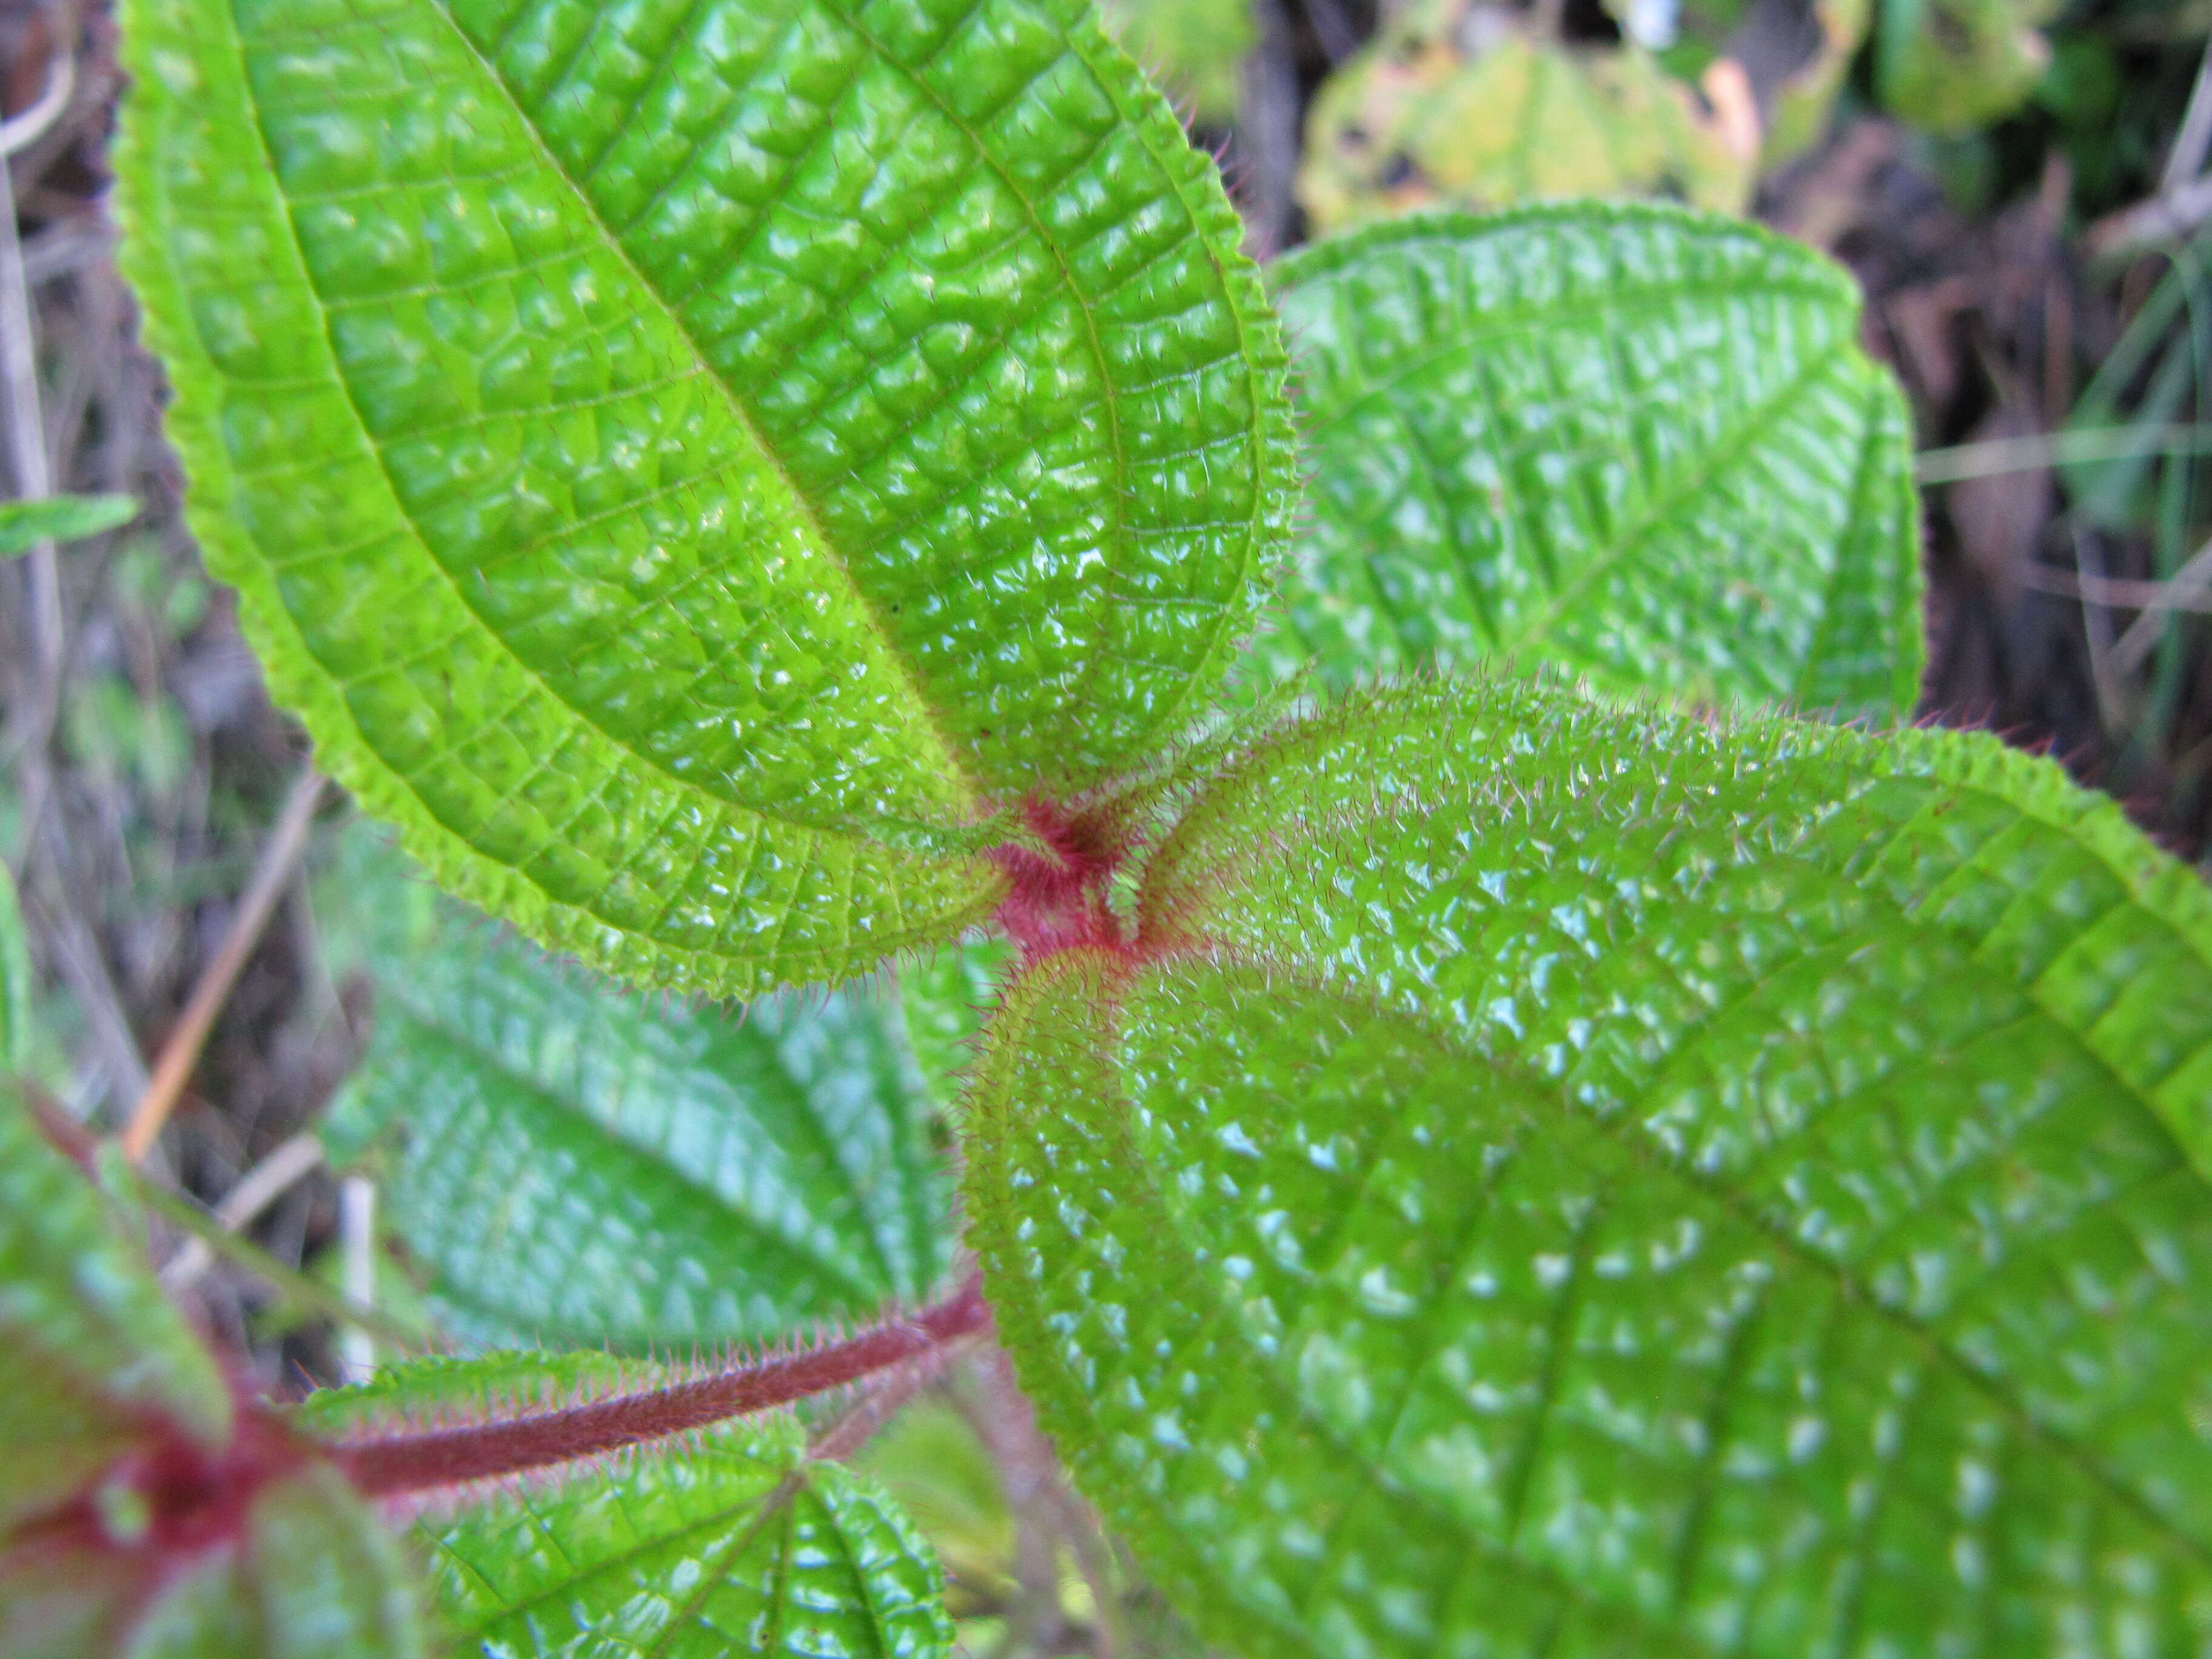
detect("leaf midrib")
[392,1002,890,1312]
[457,0,1141,787]
[228,0,985,826]
[443,1456,806,1635]
[1009,989,1717,1658]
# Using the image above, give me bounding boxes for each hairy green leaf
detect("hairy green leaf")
[1100,0,1254,123]
[0,494,138,557]
[324,838,954,1350]
[1,862,28,1071]
[305,1354,954,1659]
[897,936,1011,1116]
[290,1346,654,1439]
[971,679,2212,1658]
[2,1462,426,1659]
[1257,206,1923,721]
[0,1083,232,1533]
[116,0,1297,999]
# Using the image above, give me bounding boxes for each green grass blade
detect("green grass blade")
[971,679,2212,1658]
[0,493,136,556]
[114,0,1297,999]
[0,862,28,1071]
[1259,205,1923,722]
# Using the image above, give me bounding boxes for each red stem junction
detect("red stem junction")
[333,1275,990,1498]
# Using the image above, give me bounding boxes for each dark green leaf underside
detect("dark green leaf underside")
[116,0,1296,999]
[973,679,2212,1659]
[1257,206,1924,722]
[324,833,953,1350]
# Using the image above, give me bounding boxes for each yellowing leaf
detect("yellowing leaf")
[1299,2,1753,236]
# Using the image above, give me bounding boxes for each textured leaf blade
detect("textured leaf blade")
[304,1356,954,1659]
[896,936,1011,1116]
[1256,206,1925,721]
[0,494,137,557]
[0,1082,232,1532]
[970,680,2212,1658]
[115,0,1296,998]
[324,833,953,1350]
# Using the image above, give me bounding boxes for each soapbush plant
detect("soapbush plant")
[7,0,2212,1653]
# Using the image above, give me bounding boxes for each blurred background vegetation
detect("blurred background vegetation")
[7,0,2212,1651]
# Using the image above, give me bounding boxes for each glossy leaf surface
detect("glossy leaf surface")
[0,493,137,556]
[1258,207,1923,720]
[0,1084,231,1532]
[971,679,2212,1658]
[1,862,28,1070]
[116,0,1296,999]
[324,840,953,1350]
[308,1355,953,1659]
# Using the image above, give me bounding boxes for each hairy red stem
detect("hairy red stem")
[332,1275,990,1498]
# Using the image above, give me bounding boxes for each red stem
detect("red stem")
[332,1275,990,1498]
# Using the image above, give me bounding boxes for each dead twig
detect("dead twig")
[2017,559,2212,615]
[2086,173,2212,263]
[2114,535,2212,676]
[2163,33,2212,196]
[0,49,76,811]
[160,1129,326,1290]
[120,763,325,1162]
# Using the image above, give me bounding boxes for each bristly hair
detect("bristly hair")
[319,1275,988,1500]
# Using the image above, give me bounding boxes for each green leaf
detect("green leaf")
[1256,205,1924,722]
[324,832,953,1350]
[897,936,1011,1116]
[0,493,138,557]
[1877,0,2054,134]
[1297,15,1753,238]
[1099,0,1254,124]
[290,1345,652,1438]
[969,679,2212,1658]
[1,862,29,1071]
[852,1396,1019,1615]
[115,0,1298,1000]
[306,1355,955,1659]
[0,1081,232,1533]
[2,1462,427,1659]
